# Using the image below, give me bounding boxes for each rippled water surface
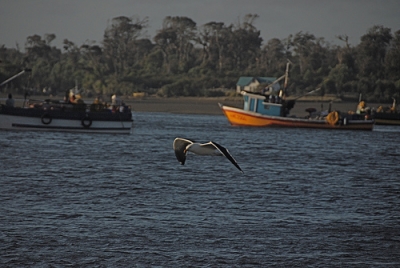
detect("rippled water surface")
[1,112,400,267]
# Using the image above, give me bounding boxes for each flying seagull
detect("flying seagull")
[173,137,243,173]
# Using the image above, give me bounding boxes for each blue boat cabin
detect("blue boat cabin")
[242,91,283,116]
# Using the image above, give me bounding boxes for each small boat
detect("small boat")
[373,112,400,126]
[357,98,400,126]
[0,99,133,134]
[219,89,374,131]
[0,69,133,134]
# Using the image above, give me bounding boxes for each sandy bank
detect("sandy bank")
[1,94,384,117]
[125,96,371,117]
[126,97,242,115]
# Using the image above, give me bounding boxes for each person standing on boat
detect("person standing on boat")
[6,93,15,107]
[69,94,77,104]
[111,94,121,112]
[111,94,121,106]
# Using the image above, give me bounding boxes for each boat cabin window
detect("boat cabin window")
[244,95,258,112]
[244,96,249,111]
[250,98,256,112]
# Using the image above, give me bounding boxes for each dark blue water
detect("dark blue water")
[1,112,400,267]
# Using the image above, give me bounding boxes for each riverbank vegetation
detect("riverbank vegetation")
[1,14,399,102]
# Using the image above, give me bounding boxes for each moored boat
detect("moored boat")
[219,91,374,131]
[373,112,400,125]
[356,98,400,126]
[0,69,133,134]
[0,99,133,134]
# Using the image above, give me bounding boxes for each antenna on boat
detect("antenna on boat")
[293,87,321,100]
[23,91,30,108]
[0,68,32,87]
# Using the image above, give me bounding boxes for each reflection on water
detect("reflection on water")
[373,125,400,133]
[1,112,399,267]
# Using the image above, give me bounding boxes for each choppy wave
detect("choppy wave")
[1,112,399,267]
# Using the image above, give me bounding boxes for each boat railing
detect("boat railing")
[25,99,131,114]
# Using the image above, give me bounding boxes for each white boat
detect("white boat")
[0,100,133,134]
[0,69,132,134]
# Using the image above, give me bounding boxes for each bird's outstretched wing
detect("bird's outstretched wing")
[173,138,194,165]
[210,141,243,173]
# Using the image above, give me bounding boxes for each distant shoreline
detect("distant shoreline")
[0,94,387,117]
[126,96,370,117]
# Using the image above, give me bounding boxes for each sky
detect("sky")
[1,0,399,49]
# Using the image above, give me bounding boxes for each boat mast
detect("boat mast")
[264,60,291,97]
[281,60,291,98]
[283,60,290,91]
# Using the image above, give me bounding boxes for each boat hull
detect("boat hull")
[220,105,374,131]
[0,105,133,134]
[374,119,400,125]
[373,113,400,125]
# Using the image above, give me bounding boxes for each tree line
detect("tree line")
[0,14,399,102]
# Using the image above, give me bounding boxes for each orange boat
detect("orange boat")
[219,91,374,131]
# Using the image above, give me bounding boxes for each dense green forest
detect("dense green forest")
[1,14,399,102]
